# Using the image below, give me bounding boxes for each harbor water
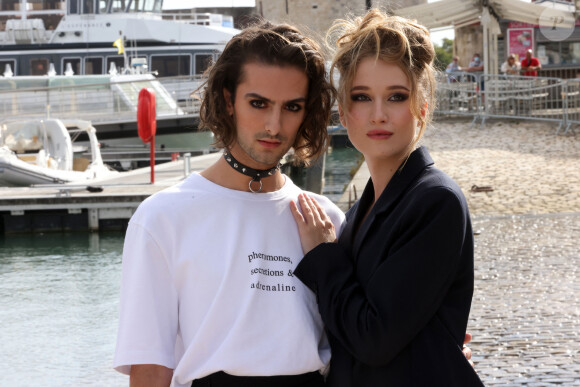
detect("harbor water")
[0,233,125,386]
[0,135,362,386]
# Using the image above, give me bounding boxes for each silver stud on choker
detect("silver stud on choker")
[223,151,281,193]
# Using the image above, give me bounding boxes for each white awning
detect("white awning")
[394,0,575,29]
[492,0,575,28]
[394,0,481,30]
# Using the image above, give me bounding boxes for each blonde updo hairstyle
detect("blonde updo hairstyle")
[330,9,436,153]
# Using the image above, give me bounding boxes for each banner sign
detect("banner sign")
[507,28,534,61]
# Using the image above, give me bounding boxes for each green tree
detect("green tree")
[434,37,454,71]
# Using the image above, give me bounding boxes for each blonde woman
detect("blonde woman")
[290,9,484,386]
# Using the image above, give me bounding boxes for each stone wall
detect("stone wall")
[454,24,484,68]
[258,0,427,39]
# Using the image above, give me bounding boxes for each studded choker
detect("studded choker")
[223,150,282,193]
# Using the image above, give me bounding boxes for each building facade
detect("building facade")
[454,0,579,77]
[258,0,427,39]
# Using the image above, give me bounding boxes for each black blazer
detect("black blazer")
[295,147,483,386]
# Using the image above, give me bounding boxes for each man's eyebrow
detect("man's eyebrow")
[244,92,307,104]
[350,85,410,92]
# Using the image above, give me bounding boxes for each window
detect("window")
[1,1,17,11]
[151,55,191,76]
[85,57,104,74]
[538,41,580,66]
[194,54,213,75]
[62,57,81,75]
[0,59,16,76]
[130,0,159,12]
[30,58,49,75]
[69,0,79,14]
[561,42,580,65]
[110,0,127,12]
[538,42,560,65]
[82,0,95,13]
[569,43,580,65]
[107,56,125,73]
[98,0,108,13]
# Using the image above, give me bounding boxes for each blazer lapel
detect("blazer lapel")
[337,203,357,254]
[351,147,435,258]
[337,178,373,259]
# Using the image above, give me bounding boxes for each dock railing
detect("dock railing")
[156,75,205,113]
[0,74,195,125]
[435,72,577,134]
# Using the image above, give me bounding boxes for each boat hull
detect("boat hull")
[0,119,117,187]
[0,155,111,187]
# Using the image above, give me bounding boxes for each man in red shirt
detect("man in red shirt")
[520,49,542,76]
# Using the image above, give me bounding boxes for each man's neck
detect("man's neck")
[200,154,286,193]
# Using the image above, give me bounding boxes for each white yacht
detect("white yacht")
[0,1,239,140]
[0,0,237,79]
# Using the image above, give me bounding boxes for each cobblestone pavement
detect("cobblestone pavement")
[469,214,579,386]
[423,119,580,217]
[423,119,580,386]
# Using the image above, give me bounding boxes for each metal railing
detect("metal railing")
[436,72,480,125]
[537,67,580,80]
[0,74,200,124]
[435,72,578,134]
[480,74,565,126]
[157,75,205,113]
[2,71,578,134]
[562,79,580,134]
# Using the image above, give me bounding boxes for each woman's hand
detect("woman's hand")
[463,332,474,368]
[290,193,337,254]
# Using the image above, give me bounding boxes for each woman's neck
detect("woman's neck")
[365,157,401,205]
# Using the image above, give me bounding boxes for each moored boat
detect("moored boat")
[0,0,237,79]
[0,118,117,186]
[0,0,239,139]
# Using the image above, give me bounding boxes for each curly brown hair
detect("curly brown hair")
[199,21,335,165]
[329,9,436,155]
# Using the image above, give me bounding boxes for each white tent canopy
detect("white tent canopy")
[394,0,577,74]
[394,0,575,29]
[394,0,480,30]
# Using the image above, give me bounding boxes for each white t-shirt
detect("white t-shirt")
[114,172,345,387]
[501,61,520,74]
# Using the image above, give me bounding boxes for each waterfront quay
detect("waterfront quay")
[341,118,580,385]
[0,150,326,233]
[0,153,220,233]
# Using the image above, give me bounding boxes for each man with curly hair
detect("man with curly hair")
[113,21,344,387]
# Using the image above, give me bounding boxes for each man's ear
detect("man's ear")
[223,88,234,116]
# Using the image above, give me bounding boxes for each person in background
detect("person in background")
[464,53,484,73]
[445,56,462,83]
[290,9,484,386]
[520,49,542,77]
[446,56,461,73]
[501,54,521,75]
